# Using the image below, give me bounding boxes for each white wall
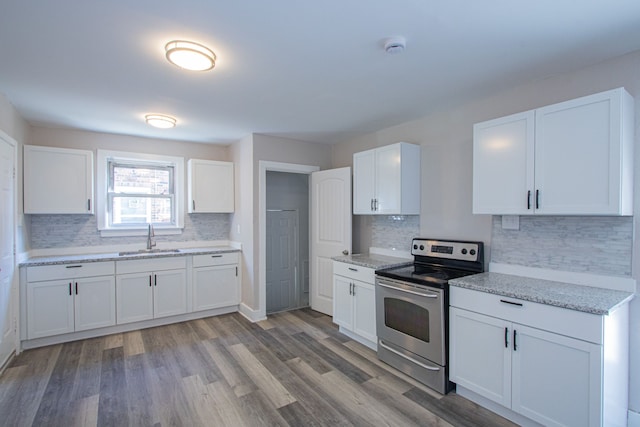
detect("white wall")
[331,49,640,414]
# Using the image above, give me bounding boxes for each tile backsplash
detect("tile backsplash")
[491,215,633,277]
[29,213,231,249]
[371,215,420,253]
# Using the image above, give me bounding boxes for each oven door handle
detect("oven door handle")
[379,341,441,372]
[377,282,438,298]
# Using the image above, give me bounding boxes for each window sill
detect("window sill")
[99,227,183,238]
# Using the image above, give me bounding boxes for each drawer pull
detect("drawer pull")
[348,267,358,272]
[211,255,223,258]
[65,265,83,269]
[500,299,523,307]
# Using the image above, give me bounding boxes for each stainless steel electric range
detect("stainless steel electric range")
[375,238,484,394]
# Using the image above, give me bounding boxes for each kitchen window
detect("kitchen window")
[97,150,184,236]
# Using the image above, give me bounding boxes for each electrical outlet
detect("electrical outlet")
[502,215,520,230]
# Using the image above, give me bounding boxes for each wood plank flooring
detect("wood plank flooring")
[0,308,516,426]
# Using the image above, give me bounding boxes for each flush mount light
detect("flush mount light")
[384,36,406,54]
[145,114,177,129]
[165,40,216,71]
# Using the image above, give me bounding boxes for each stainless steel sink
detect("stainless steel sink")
[118,249,181,256]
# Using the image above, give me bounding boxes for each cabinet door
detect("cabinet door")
[535,89,629,215]
[352,280,376,343]
[116,272,153,324]
[374,144,402,214]
[332,275,353,330]
[74,276,116,331]
[449,308,512,407]
[473,111,535,214]
[153,269,187,318]
[353,149,376,214]
[188,159,234,213]
[27,279,75,339]
[511,324,602,427]
[193,264,239,311]
[23,145,93,214]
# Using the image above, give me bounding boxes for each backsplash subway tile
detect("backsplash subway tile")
[371,215,420,253]
[491,216,633,277]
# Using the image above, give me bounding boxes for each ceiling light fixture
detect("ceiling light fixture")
[165,40,216,71]
[145,114,177,129]
[384,37,406,54]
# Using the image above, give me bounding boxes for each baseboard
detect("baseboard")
[238,303,266,323]
[629,410,640,427]
[0,350,16,376]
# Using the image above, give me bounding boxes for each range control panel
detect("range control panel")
[411,238,482,262]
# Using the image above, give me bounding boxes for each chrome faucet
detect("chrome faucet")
[147,224,156,250]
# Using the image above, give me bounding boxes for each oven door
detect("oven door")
[375,276,445,366]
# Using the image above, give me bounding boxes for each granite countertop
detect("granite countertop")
[20,246,240,267]
[450,272,634,316]
[332,253,412,270]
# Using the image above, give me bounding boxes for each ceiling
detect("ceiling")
[2,1,640,145]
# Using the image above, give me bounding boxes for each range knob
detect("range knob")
[461,249,467,255]
[470,249,476,256]
[419,245,425,251]
[413,244,418,250]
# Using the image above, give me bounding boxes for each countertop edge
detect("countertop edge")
[450,272,634,316]
[332,254,412,270]
[20,247,241,267]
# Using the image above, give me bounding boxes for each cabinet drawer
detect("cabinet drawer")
[116,256,186,274]
[450,287,603,344]
[333,261,375,283]
[193,252,239,267]
[27,261,115,282]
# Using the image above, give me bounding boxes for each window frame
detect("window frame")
[97,150,184,236]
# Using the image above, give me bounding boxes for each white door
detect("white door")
[116,272,154,324]
[511,324,602,427]
[193,264,239,311]
[153,269,187,318]
[332,274,353,330]
[310,167,351,315]
[352,281,377,343]
[27,279,75,339]
[352,150,375,214]
[74,276,116,331]
[266,210,298,313]
[0,135,15,365]
[449,307,512,407]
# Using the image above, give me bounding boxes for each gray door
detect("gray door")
[266,210,299,313]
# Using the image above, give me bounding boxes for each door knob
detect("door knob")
[342,250,349,255]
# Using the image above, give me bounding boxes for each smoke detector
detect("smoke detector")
[384,37,406,54]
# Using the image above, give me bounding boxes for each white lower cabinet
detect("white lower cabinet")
[116,257,187,325]
[192,253,240,311]
[332,262,376,348]
[450,287,627,427]
[26,262,116,339]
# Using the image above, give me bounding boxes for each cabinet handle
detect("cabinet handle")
[352,284,356,296]
[348,267,358,272]
[87,199,91,212]
[75,282,78,295]
[527,191,531,210]
[65,265,82,269]
[154,274,157,287]
[513,329,518,351]
[149,275,152,287]
[69,282,72,296]
[349,283,353,295]
[192,200,196,211]
[535,189,540,209]
[235,266,238,276]
[371,199,374,211]
[504,327,509,348]
[374,198,378,211]
[500,299,523,307]
[211,255,223,258]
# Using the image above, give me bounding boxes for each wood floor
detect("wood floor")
[0,308,516,427]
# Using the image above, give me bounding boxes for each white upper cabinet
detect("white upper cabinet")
[187,159,234,213]
[473,88,634,215]
[24,145,94,214]
[353,142,421,215]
